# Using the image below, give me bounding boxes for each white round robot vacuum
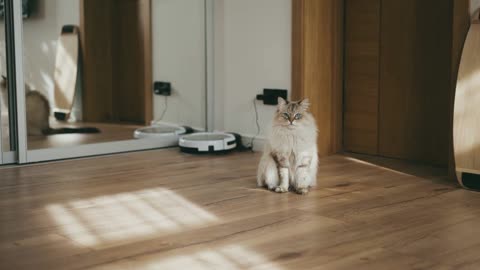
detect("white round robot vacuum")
[133,124,192,147]
[179,132,237,153]
[134,124,187,139]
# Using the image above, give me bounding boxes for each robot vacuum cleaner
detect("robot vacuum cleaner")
[134,123,193,147]
[179,132,237,154]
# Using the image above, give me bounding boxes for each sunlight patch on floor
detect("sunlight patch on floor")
[99,245,284,270]
[343,156,414,177]
[46,188,217,247]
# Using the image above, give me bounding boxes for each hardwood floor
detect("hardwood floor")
[0,149,478,269]
[2,117,140,150]
[27,121,141,150]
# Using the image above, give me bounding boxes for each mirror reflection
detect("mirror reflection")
[0,6,10,152]
[3,0,206,151]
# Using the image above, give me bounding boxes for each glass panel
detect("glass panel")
[19,0,206,152]
[152,0,206,130]
[0,4,11,154]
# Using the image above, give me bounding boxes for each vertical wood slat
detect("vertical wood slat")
[343,0,381,155]
[140,0,153,125]
[291,0,344,156]
[378,0,453,166]
[291,0,304,102]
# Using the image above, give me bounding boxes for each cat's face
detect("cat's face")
[274,97,310,128]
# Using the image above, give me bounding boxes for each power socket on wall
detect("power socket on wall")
[153,81,172,96]
[256,89,288,105]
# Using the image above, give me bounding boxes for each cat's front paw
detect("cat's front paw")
[295,187,309,195]
[275,186,289,193]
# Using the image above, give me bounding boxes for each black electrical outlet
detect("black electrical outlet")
[256,89,288,105]
[153,81,171,96]
[54,112,68,121]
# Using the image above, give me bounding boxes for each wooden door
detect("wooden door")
[80,0,152,125]
[343,0,469,167]
[292,0,344,156]
[343,0,381,155]
[378,0,452,166]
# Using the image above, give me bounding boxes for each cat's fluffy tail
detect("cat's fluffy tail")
[257,153,279,190]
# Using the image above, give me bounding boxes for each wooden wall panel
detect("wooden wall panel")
[378,0,452,166]
[292,0,344,156]
[292,0,304,101]
[344,0,380,155]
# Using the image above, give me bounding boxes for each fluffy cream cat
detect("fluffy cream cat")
[257,97,318,194]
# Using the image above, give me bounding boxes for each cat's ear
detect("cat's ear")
[277,97,288,108]
[299,98,310,110]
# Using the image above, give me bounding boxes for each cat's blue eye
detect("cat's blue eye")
[282,113,290,119]
[294,113,302,120]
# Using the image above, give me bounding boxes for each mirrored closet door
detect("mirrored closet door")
[7,0,211,164]
[0,0,17,164]
[152,0,207,131]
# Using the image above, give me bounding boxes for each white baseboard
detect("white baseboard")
[240,134,266,152]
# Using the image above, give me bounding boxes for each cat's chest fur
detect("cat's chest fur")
[268,126,316,154]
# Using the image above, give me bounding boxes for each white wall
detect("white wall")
[0,0,79,102]
[472,0,480,15]
[152,0,206,130]
[214,0,292,145]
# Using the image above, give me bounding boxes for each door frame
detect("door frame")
[206,0,214,132]
[7,0,28,163]
[291,0,344,157]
